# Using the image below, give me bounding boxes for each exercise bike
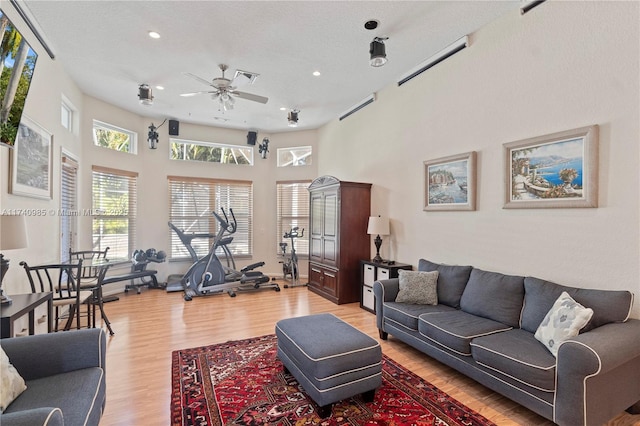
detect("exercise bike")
[182,208,278,301]
[279,226,305,288]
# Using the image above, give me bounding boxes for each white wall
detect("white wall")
[318,2,640,318]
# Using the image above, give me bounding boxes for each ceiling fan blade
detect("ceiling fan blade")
[180,90,217,97]
[234,91,268,104]
[183,72,213,87]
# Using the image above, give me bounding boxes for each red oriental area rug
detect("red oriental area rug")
[171,334,495,426]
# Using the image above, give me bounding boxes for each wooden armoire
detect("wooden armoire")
[307,175,371,304]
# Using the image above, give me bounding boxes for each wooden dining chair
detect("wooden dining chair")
[20,260,94,331]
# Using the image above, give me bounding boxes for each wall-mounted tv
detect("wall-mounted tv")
[0,8,38,148]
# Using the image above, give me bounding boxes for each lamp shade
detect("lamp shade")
[0,215,28,250]
[367,216,390,236]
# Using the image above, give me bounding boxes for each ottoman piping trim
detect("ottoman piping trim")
[275,326,380,361]
[303,371,383,395]
[314,361,383,382]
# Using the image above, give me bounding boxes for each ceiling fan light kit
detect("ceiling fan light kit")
[369,37,388,67]
[138,84,153,105]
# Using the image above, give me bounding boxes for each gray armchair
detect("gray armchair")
[0,328,106,426]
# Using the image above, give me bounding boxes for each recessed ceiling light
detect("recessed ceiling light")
[279,107,287,111]
[312,71,321,77]
[148,31,161,39]
[155,85,164,90]
[364,20,379,30]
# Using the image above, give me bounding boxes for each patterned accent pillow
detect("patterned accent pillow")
[534,291,594,357]
[395,270,439,305]
[0,346,27,412]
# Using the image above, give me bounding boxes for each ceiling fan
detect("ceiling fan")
[180,64,268,111]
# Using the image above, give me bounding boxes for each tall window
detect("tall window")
[61,97,76,132]
[60,153,78,262]
[170,138,253,165]
[92,166,137,258]
[168,176,253,260]
[93,120,137,154]
[276,181,310,256]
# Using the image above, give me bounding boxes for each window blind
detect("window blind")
[276,180,311,256]
[60,154,78,262]
[92,166,138,259]
[168,176,253,260]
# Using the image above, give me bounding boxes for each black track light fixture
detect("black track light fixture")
[138,84,153,105]
[369,37,388,67]
[288,110,299,127]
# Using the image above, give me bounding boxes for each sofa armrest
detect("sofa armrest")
[555,319,640,426]
[1,328,106,381]
[373,279,399,330]
[0,407,63,426]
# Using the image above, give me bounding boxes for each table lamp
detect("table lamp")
[0,215,28,304]
[367,216,390,263]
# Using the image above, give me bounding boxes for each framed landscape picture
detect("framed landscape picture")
[9,115,53,199]
[424,151,476,211]
[503,125,598,209]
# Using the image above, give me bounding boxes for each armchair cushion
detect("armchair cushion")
[0,347,27,412]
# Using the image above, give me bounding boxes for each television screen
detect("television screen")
[0,8,38,148]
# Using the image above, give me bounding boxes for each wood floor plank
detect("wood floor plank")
[96,284,640,426]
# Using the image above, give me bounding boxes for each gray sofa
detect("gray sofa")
[374,258,640,426]
[0,328,107,426]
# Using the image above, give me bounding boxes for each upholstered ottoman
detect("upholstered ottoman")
[275,313,382,418]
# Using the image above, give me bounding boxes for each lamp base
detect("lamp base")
[371,254,384,263]
[372,234,384,263]
[1,292,12,305]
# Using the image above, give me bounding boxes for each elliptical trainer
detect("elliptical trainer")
[181,208,279,301]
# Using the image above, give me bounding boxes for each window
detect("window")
[60,153,78,262]
[277,146,312,167]
[276,181,310,256]
[170,138,253,165]
[93,120,137,154]
[61,99,74,131]
[92,166,138,258]
[168,176,253,260]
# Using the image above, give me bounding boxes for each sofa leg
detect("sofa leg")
[379,330,388,340]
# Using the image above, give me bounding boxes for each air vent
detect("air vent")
[397,36,468,87]
[339,94,376,121]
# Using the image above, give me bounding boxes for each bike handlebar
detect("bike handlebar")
[212,207,238,234]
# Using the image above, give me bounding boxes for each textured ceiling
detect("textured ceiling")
[20,1,521,132]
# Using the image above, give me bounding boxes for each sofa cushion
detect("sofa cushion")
[459,268,525,328]
[418,259,472,308]
[520,277,633,333]
[534,292,594,357]
[4,368,105,425]
[395,270,438,305]
[471,329,556,392]
[0,347,27,412]
[383,302,456,331]
[418,311,512,356]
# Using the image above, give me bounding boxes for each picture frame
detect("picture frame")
[9,115,53,199]
[503,125,598,209]
[424,151,476,211]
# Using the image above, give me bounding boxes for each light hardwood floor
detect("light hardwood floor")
[97,283,639,426]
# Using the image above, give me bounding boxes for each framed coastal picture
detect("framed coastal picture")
[503,125,598,209]
[9,116,53,199]
[424,151,476,211]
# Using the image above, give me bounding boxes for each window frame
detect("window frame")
[91,166,138,259]
[170,138,254,165]
[92,119,138,154]
[168,176,254,261]
[277,146,313,167]
[276,180,311,257]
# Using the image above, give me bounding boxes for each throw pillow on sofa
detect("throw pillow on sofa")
[396,270,439,305]
[0,346,27,412]
[534,291,594,357]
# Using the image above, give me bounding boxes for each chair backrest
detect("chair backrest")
[69,247,109,280]
[20,260,83,299]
